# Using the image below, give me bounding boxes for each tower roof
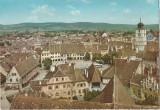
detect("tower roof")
[137,18,144,29]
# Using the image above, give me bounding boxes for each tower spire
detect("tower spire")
[140,18,141,23]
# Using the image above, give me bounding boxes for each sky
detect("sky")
[0,0,158,25]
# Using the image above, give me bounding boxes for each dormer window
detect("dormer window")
[12,73,16,76]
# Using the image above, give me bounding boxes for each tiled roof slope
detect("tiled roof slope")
[114,58,140,86]
[130,74,146,85]
[142,51,158,61]
[11,95,113,109]
[86,63,101,83]
[44,43,85,54]
[15,56,39,77]
[92,75,135,105]
[44,63,86,82]
[102,66,114,79]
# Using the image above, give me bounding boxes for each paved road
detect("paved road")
[33,70,48,81]
[0,87,11,110]
[52,60,110,70]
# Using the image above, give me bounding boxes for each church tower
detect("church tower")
[135,18,147,52]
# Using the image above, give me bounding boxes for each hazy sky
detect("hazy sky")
[0,0,158,24]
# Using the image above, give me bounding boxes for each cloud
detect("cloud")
[29,4,55,20]
[68,5,81,16]
[147,0,156,4]
[66,0,91,4]
[81,0,91,3]
[123,8,131,14]
[111,8,116,11]
[110,2,117,6]
[68,5,76,9]
[70,10,81,15]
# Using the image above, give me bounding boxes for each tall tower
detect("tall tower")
[34,32,41,49]
[135,18,147,52]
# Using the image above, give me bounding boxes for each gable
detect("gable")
[9,67,19,76]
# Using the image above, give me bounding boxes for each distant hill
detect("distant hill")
[0,22,158,31]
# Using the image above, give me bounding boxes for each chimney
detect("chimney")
[69,63,72,66]
[120,46,123,49]
[150,65,153,75]
[19,58,21,62]
[96,45,99,50]
[111,47,113,51]
[115,46,118,52]
[85,69,88,78]
[39,81,41,85]
[50,64,56,72]
[127,57,130,63]
[25,93,28,97]
[136,48,139,53]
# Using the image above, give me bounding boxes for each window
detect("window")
[55,92,59,96]
[48,86,52,90]
[133,89,135,94]
[72,91,76,95]
[12,73,16,76]
[16,79,18,82]
[63,85,66,88]
[62,78,64,81]
[55,85,58,89]
[67,84,71,88]
[137,91,141,97]
[56,78,58,81]
[10,79,12,82]
[79,90,81,94]
[80,84,83,87]
[83,89,86,93]
[68,91,70,95]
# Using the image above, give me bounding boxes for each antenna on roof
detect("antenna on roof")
[140,18,141,23]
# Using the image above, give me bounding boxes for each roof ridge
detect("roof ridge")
[104,67,114,77]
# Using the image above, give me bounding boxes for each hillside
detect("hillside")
[0,22,158,31]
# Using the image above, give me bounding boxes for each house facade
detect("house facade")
[41,44,85,63]
[141,75,159,97]
[41,63,88,100]
[5,56,40,89]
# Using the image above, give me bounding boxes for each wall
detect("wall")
[5,66,21,88]
[42,76,88,99]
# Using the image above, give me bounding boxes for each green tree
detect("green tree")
[5,41,12,46]
[0,42,4,46]
[142,94,159,105]
[136,94,159,106]
[84,90,101,101]
[42,58,52,70]
[102,54,111,64]
[84,52,90,61]
[92,53,102,62]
